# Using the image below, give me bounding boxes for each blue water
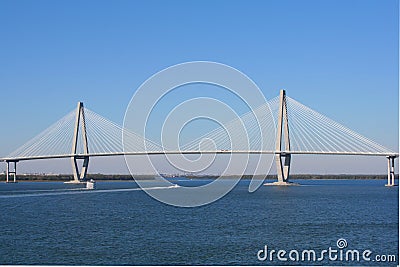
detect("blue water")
[0,179,398,265]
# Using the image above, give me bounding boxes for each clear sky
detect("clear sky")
[0,0,398,174]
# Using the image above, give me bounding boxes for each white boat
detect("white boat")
[86,179,96,190]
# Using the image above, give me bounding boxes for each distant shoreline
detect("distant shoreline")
[0,173,396,182]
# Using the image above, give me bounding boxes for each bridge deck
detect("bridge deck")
[0,150,398,162]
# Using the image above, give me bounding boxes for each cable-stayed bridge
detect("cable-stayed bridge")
[1,90,397,186]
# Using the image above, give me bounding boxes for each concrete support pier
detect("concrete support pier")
[5,161,18,183]
[385,156,397,186]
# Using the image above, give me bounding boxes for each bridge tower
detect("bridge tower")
[275,89,292,184]
[68,102,90,183]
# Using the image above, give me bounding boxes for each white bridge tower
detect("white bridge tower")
[67,102,90,183]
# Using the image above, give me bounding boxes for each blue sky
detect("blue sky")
[0,0,398,174]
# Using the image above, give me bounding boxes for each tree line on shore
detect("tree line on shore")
[0,173,396,181]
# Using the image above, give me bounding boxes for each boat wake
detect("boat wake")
[0,184,180,199]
